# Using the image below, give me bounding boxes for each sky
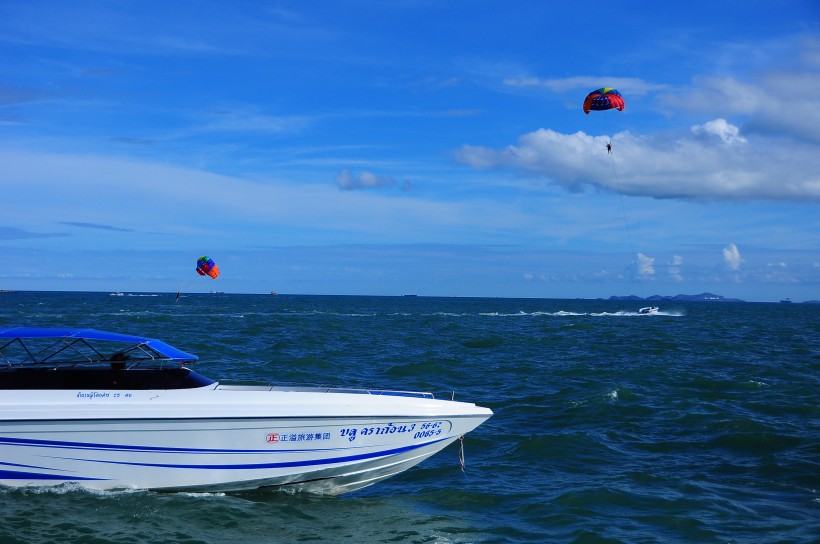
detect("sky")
[1,1,819,302]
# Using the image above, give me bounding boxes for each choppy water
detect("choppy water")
[1,292,818,543]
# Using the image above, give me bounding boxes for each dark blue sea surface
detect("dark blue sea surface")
[1,291,818,543]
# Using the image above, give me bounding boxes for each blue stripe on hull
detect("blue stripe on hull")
[78,436,449,470]
[0,436,451,485]
[0,469,103,481]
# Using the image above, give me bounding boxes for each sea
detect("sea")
[0,291,817,544]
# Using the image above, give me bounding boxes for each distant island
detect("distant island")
[609,292,745,302]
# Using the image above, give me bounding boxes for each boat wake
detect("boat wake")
[590,310,684,317]
[477,310,685,318]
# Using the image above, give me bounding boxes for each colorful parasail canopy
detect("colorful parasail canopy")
[196,256,219,279]
[583,88,625,114]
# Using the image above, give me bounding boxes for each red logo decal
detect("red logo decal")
[266,433,280,443]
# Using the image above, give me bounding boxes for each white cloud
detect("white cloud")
[671,38,820,144]
[691,119,747,145]
[723,243,742,271]
[455,129,610,194]
[637,252,655,277]
[668,255,684,282]
[455,124,820,202]
[336,169,397,191]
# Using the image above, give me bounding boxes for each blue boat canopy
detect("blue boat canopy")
[0,327,199,364]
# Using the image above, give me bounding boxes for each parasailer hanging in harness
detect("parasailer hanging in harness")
[175,255,221,302]
[583,87,624,156]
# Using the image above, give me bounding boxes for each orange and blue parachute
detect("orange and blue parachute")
[196,256,219,279]
[583,88,625,114]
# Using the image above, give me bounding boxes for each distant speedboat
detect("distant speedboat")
[109,292,124,296]
[780,298,792,304]
[0,327,492,495]
[638,306,659,315]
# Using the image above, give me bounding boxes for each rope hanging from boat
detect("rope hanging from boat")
[459,435,466,472]
[452,390,467,473]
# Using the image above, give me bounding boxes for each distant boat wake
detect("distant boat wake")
[478,310,684,318]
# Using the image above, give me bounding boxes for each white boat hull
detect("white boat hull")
[0,386,491,494]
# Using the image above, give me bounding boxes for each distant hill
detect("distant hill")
[609,292,745,302]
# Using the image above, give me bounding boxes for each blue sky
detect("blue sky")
[2,1,819,301]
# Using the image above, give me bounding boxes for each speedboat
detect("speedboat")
[638,306,659,315]
[0,327,492,494]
